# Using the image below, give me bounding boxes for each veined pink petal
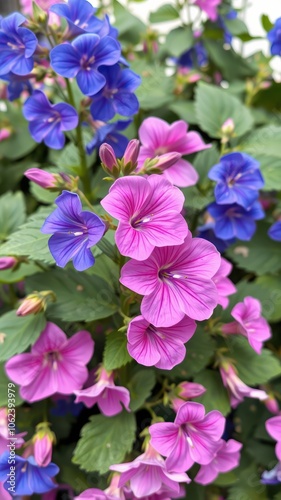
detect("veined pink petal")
[165,432,194,473]
[188,431,221,465]
[195,461,218,485]
[138,117,170,149]
[175,402,205,426]
[162,159,198,187]
[60,331,94,365]
[141,281,186,327]
[101,176,151,222]
[5,353,41,387]
[74,383,105,407]
[32,322,67,355]
[97,386,130,416]
[266,416,281,442]
[120,257,159,295]
[149,422,179,457]
[129,465,163,497]
[194,410,226,441]
[116,223,155,261]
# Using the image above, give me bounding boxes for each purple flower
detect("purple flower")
[101,175,188,260]
[261,462,281,485]
[0,257,17,270]
[268,17,281,56]
[50,0,104,37]
[0,13,37,76]
[208,152,264,209]
[149,402,225,472]
[0,452,59,495]
[197,220,235,252]
[207,201,264,241]
[41,191,105,271]
[23,90,78,149]
[266,416,281,461]
[195,439,242,485]
[0,72,33,101]
[74,366,131,416]
[268,220,281,241]
[86,120,131,156]
[90,64,141,121]
[212,257,236,310]
[127,315,196,370]
[176,42,208,68]
[50,34,121,96]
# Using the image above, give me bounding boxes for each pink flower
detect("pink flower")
[137,117,210,187]
[75,475,126,499]
[0,408,26,455]
[222,296,271,354]
[20,0,60,15]
[149,402,225,472]
[0,257,17,270]
[195,439,242,485]
[0,482,11,500]
[219,362,268,408]
[5,322,94,403]
[74,367,130,417]
[110,444,190,498]
[194,0,222,21]
[120,232,220,326]
[127,315,196,370]
[212,257,236,309]
[101,175,188,261]
[266,416,281,460]
[0,129,11,142]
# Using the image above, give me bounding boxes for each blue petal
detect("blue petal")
[117,68,141,92]
[77,68,106,96]
[44,123,65,150]
[10,54,34,76]
[114,92,139,116]
[72,33,100,56]
[214,215,235,240]
[55,191,83,220]
[1,12,26,32]
[82,211,106,246]
[50,44,80,78]
[235,217,256,241]
[48,232,89,268]
[249,201,265,220]
[17,27,38,58]
[53,102,79,131]
[107,132,129,157]
[90,95,115,121]
[72,245,95,271]
[268,221,281,241]
[93,36,121,67]
[23,90,51,120]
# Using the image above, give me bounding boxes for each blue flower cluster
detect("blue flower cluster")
[206,152,265,245]
[267,17,281,56]
[176,41,208,69]
[0,0,141,154]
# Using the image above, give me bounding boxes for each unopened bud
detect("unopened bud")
[0,128,11,142]
[221,118,235,143]
[122,139,140,175]
[32,1,48,25]
[33,422,56,467]
[25,168,57,189]
[143,152,181,173]
[99,143,120,179]
[264,395,280,415]
[0,257,17,270]
[16,290,56,316]
[178,381,206,399]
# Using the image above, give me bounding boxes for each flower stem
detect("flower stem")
[65,79,92,200]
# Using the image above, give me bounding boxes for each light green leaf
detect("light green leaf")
[164,26,194,57]
[103,332,132,371]
[194,370,231,416]
[131,60,174,110]
[257,155,281,191]
[241,125,281,158]
[149,4,179,23]
[30,183,57,204]
[169,101,198,125]
[0,311,46,362]
[127,369,156,411]
[0,103,36,160]
[73,412,136,474]
[0,263,42,284]
[195,82,254,138]
[113,0,146,44]
[193,146,220,184]
[204,39,258,80]
[261,14,274,32]
[0,192,26,241]
[224,18,248,35]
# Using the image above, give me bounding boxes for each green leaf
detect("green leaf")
[127,369,156,411]
[193,146,220,184]
[227,336,281,385]
[113,0,146,44]
[224,18,248,36]
[195,82,254,138]
[0,207,54,265]
[30,183,57,204]
[73,412,136,474]
[261,14,273,32]
[0,311,46,362]
[0,363,22,406]
[241,126,281,158]
[182,186,214,211]
[0,263,42,284]
[149,4,179,23]
[26,268,119,322]
[0,192,26,241]
[103,332,132,371]
[194,370,231,415]
[164,27,194,57]
[213,471,238,486]
[131,60,174,110]
[169,101,198,125]
[0,103,36,160]
[256,155,281,191]
[226,222,281,275]
[228,463,268,500]
[204,39,258,80]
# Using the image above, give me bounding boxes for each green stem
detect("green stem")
[65,79,92,200]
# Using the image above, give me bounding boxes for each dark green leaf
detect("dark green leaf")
[127,369,156,411]
[131,60,174,109]
[204,39,258,80]
[193,146,220,184]
[169,101,198,125]
[103,331,132,371]
[194,370,231,415]
[0,363,22,406]
[261,14,274,32]
[0,103,36,160]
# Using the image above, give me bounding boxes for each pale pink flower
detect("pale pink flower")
[212,257,236,309]
[0,408,26,455]
[150,402,225,472]
[137,117,210,187]
[74,367,130,417]
[127,315,196,370]
[219,362,268,408]
[194,0,222,21]
[195,439,242,485]
[110,444,190,498]
[101,175,188,261]
[120,232,220,326]
[266,416,281,460]
[222,296,271,354]
[25,168,57,188]
[5,322,94,403]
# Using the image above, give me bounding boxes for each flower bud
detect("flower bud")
[16,290,56,316]
[99,143,120,179]
[143,152,181,173]
[0,257,17,270]
[122,139,140,175]
[33,422,56,467]
[178,381,206,399]
[0,128,11,142]
[264,395,280,415]
[24,168,57,189]
[221,118,235,144]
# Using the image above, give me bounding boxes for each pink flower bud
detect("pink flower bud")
[151,152,181,172]
[0,257,17,270]
[16,291,55,316]
[99,143,118,171]
[34,434,53,467]
[123,139,140,167]
[178,381,206,399]
[24,168,57,188]
[221,118,235,135]
[0,128,11,142]
[264,396,280,415]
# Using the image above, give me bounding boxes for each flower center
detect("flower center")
[80,54,95,70]
[43,351,61,370]
[155,146,168,155]
[131,214,153,228]
[158,269,187,282]
[103,87,118,100]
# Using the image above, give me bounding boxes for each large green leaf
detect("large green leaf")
[195,82,254,138]
[113,0,146,44]
[131,60,174,110]
[26,268,119,322]
[103,331,132,371]
[0,311,46,362]
[127,369,156,411]
[73,412,136,474]
[228,463,268,500]
[0,103,36,160]
[163,27,194,57]
[169,101,198,125]
[0,207,54,265]
[149,4,179,23]
[0,191,26,242]
[241,125,281,158]
[194,370,231,416]
[204,39,258,81]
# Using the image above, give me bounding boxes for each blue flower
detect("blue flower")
[261,462,281,485]
[208,201,264,241]
[0,452,59,496]
[50,0,104,37]
[41,191,106,271]
[23,90,78,149]
[1,72,33,101]
[268,220,281,241]
[90,64,141,121]
[197,221,235,252]
[50,34,121,96]
[0,13,38,76]
[208,152,264,209]
[176,42,208,68]
[86,119,131,156]
[267,17,281,56]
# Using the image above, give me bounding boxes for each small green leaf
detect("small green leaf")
[0,311,46,362]
[194,370,231,416]
[164,27,194,57]
[127,369,156,411]
[131,60,174,110]
[73,412,136,474]
[149,4,179,23]
[261,14,273,32]
[0,192,26,242]
[103,332,132,371]
[169,101,198,125]
[113,0,146,44]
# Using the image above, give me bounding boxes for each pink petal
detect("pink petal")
[32,322,67,354]
[183,238,221,279]
[195,462,218,485]
[74,383,105,407]
[100,176,150,222]
[97,386,130,416]
[188,431,221,464]
[141,282,186,327]
[120,258,159,295]
[162,158,198,187]
[175,402,206,426]
[138,117,170,149]
[179,131,210,155]
[165,433,194,473]
[244,296,262,319]
[195,411,226,441]
[5,353,41,387]
[149,422,179,457]
[130,465,162,497]
[20,365,59,402]
[116,222,155,261]
[146,174,185,213]
[60,330,94,365]
[266,416,281,442]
